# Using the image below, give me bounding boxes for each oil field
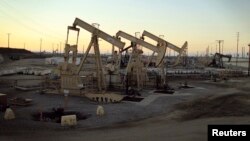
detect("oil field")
[0,0,250,141]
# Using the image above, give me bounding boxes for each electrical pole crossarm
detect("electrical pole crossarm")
[73,18,125,49]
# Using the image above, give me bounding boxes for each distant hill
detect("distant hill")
[0,47,33,54]
[0,47,36,60]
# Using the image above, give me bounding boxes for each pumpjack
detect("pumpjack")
[116,31,166,90]
[208,53,232,68]
[58,18,125,102]
[141,30,188,90]
[141,30,188,67]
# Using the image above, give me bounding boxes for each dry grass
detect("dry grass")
[170,92,250,121]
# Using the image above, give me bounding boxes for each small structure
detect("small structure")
[96,105,105,116]
[9,97,32,106]
[61,115,77,126]
[4,107,15,120]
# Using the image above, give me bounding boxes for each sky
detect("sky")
[0,0,250,56]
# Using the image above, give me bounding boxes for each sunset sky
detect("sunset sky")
[0,0,249,56]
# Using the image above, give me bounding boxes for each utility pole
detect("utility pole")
[7,33,11,48]
[248,43,250,76]
[55,44,59,56]
[242,46,244,58]
[236,32,239,67]
[60,42,62,56]
[216,40,224,54]
[40,38,42,56]
[206,46,209,56]
[211,46,213,55]
[244,46,246,58]
[52,43,54,55]
[242,47,246,58]
[222,41,224,54]
[24,43,26,49]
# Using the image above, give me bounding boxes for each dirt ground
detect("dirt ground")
[1,59,250,141]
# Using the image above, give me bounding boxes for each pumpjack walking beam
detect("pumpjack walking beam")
[142,30,188,66]
[116,31,166,67]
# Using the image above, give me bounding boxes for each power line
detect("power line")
[0,1,65,42]
[1,1,65,37]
